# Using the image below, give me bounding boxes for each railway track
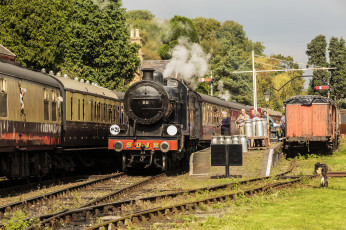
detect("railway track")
[24,166,296,229]
[0,172,126,218]
[0,173,164,229]
[0,175,92,198]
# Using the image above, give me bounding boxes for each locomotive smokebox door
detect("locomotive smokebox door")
[211,144,242,166]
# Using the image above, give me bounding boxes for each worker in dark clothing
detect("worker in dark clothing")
[220,111,230,135]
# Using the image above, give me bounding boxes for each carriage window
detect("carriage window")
[70,97,73,120]
[0,78,6,92]
[51,91,57,121]
[44,89,49,120]
[0,93,7,117]
[97,102,101,121]
[82,99,85,121]
[52,102,57,121]
[78,99,80,120]
[0,78,7,117]
[104,103,106,121]
[91,101,94,121]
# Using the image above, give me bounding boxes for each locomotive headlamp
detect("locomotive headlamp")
[167,125,178,136]
[160,142,170,153]
[114,141,123,152]
[110,124,120,135]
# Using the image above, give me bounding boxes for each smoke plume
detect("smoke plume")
[217,80,231,101]
[163,37,210,84]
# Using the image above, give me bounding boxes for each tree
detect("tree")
[61,0,140,91]
[0,0,140,91]
[192,17,221,54]
[159,15,199,60]
[306,35,329,96]
[328,37,346,100]
[0,0,71,70]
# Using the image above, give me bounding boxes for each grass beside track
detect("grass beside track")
[161,139,346,229]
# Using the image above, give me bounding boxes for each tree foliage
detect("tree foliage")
[159,15,199,60]
[328,37,346,100]
[0,0,71,70]
[0,0,140,91]
[306,34,329,96]
[256,55,304,111]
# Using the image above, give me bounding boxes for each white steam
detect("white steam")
[217,80,231,101]
[163,37,211,84]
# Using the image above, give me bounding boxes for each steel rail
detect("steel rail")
[86,176,313,230]
[0,175,90,198]
[21,173,165,230]
[29,167,295,229]
[0,172,125,216]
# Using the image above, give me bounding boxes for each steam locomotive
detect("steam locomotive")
[0,60,126,179]
[108,68,260,172]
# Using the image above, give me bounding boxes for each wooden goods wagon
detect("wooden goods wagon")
[284,95,339,151]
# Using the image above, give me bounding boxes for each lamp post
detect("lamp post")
[263,89,271,146]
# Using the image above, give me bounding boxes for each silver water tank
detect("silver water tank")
[225,136,232,144]
[245,120,253,137]
[219,136,225,144]
[239,134,248,152]
[256,118,264,137]
[262,119,268,137]
[232,135,240,144]
[211,136,218,144]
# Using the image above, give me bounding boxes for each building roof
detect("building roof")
[141,60,170,73]
[0,44,16,57]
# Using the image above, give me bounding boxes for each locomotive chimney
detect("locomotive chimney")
[141,68,155,81]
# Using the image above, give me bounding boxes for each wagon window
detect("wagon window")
[44,89,49,121]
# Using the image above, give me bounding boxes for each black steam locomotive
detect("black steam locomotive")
[108,68,254,172]
[0,60,126,179]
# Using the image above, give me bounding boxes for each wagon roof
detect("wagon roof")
[54,76,119,100]
[0,61,61,88]
[284,95,335,106]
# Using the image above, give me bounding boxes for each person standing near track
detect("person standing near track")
[236,109,249,135]
[220,111,231,135]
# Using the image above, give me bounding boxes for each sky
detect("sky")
[122,0,346,87]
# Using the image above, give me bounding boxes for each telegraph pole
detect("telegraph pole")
[252,50,257,110]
